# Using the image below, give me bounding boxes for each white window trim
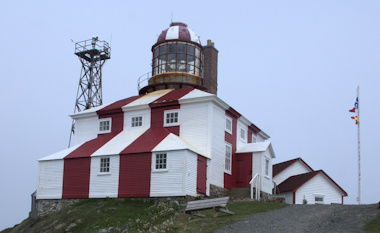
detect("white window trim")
[152,152,169,172]
[98,118,112,134]
[264,157,270,178]
[225,116,232,134]
[164,110,180,127]
[98,157,111,175]
[131,115,144,127]
[224,142,232,175]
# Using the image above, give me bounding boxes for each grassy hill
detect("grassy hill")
[1,198,288,233]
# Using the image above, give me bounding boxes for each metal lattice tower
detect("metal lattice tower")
[69,37,111,147]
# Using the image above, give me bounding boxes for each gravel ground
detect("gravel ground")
[215,204,379,233]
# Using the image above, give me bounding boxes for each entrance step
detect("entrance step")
[229,187,251,199]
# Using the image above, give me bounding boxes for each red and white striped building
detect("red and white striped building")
[37,22,276,200]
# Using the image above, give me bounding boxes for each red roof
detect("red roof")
[277,170,348,196]
[272,157,313,177]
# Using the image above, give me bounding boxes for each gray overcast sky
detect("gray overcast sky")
[1,0,379,230]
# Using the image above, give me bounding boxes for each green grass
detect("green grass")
[1,199,288,233]
[170,201,288,232]
[364,214,380,233]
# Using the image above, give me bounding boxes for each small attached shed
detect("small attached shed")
[277,170,348,204]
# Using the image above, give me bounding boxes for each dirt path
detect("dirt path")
[215,204,379,233]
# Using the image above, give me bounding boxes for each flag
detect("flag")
[351,116,358,124]
[348,97,359,113]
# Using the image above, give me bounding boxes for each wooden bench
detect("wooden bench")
[183,196,234,219]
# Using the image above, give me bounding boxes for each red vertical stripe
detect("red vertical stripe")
[118,153,151,197]
[224,108,239,189]
[62,158,91,199]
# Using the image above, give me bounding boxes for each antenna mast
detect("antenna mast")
[69,37,111,147]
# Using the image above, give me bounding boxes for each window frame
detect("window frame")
[314,194,325,204]
[265,158,270,177]
[164,110,180,127]
[224,143,232,174]
[131,115,143,127]
[99,157,110,174]
[239,126,247,142]
[251,134,257,143]
[98,118,112,134]
[225,116,232,134]
[153,152,168,172]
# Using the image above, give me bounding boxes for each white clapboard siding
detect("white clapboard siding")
[89,155,120,198]
[37,160,64,199]
[73,115,99,146]
[273,161,313,185]
[208,105,225,187]
[180,102,210,157]
[185,150,198,196]
[261,150,273,194]
[150,150,187,197]
[296,173,343,204]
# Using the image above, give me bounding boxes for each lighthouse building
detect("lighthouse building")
[37,23,275,201]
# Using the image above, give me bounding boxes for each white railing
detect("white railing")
[137,72,152,91]
[249,174,261,200]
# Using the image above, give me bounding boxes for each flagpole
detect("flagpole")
[357,85,361,205]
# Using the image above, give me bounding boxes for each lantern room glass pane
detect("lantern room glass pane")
[195,48,200,58]
[168,43,176,53]
[159,45,167,55]
[187,45,195,55]
[178,43,186,53]
[154,48,159,58]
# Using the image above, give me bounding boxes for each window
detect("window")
[99,118,112,134]
[225,144,232,173]
[100,157,110,173]
[225,117,232,134]
[314,195,325,204]
[240,127,246,141]
[252,134,257,143]
[164,110,179,126]
[155,153,167,170]
[265,158,270,176]
[131,116,143,127]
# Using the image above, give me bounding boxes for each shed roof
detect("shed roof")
[272,157,313,177]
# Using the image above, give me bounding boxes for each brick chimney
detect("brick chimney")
[203,40,218,95]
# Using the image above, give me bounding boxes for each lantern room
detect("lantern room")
[138,22,218,95]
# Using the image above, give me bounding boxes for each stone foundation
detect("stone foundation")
[209,184,229,198]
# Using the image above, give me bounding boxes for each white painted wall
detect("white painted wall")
[273,161,313,185]
[73,115,99,146]
[295,173,344,204]
[252,151,273,194]
[89,155,120,198]
[37,160,64,199]
[180,102,210,157]
[184,150,197,196]
[150,150,191,197]
[208,105,225,188]
[261,150,273,194]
